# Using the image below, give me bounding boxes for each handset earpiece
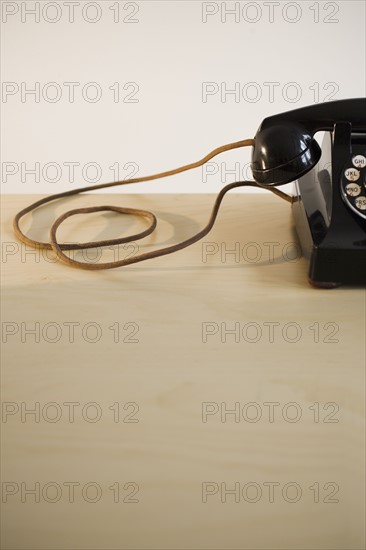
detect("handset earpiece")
[251,98,366,186]
[251,122,321,185]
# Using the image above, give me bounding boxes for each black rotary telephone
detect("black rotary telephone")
[14,98,366,287]
[252,97,366,287]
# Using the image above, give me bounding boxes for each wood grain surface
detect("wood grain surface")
[1,193,365,550]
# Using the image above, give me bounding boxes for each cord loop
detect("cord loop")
[13,138,293,270]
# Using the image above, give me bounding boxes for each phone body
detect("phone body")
[251,98,366,287]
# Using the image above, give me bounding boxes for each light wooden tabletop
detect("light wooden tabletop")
[1,193,365,550]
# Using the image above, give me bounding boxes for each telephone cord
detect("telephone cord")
[13,138,293,270]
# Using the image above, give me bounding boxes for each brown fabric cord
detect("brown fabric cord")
[13,139,293,270]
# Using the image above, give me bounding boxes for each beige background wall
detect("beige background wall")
[1,0,365,194]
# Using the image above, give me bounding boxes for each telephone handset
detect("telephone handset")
[13,98,366,287]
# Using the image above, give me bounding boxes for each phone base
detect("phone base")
[292,128,366,288]
[307,278,342,289]
[292,191,366,287]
